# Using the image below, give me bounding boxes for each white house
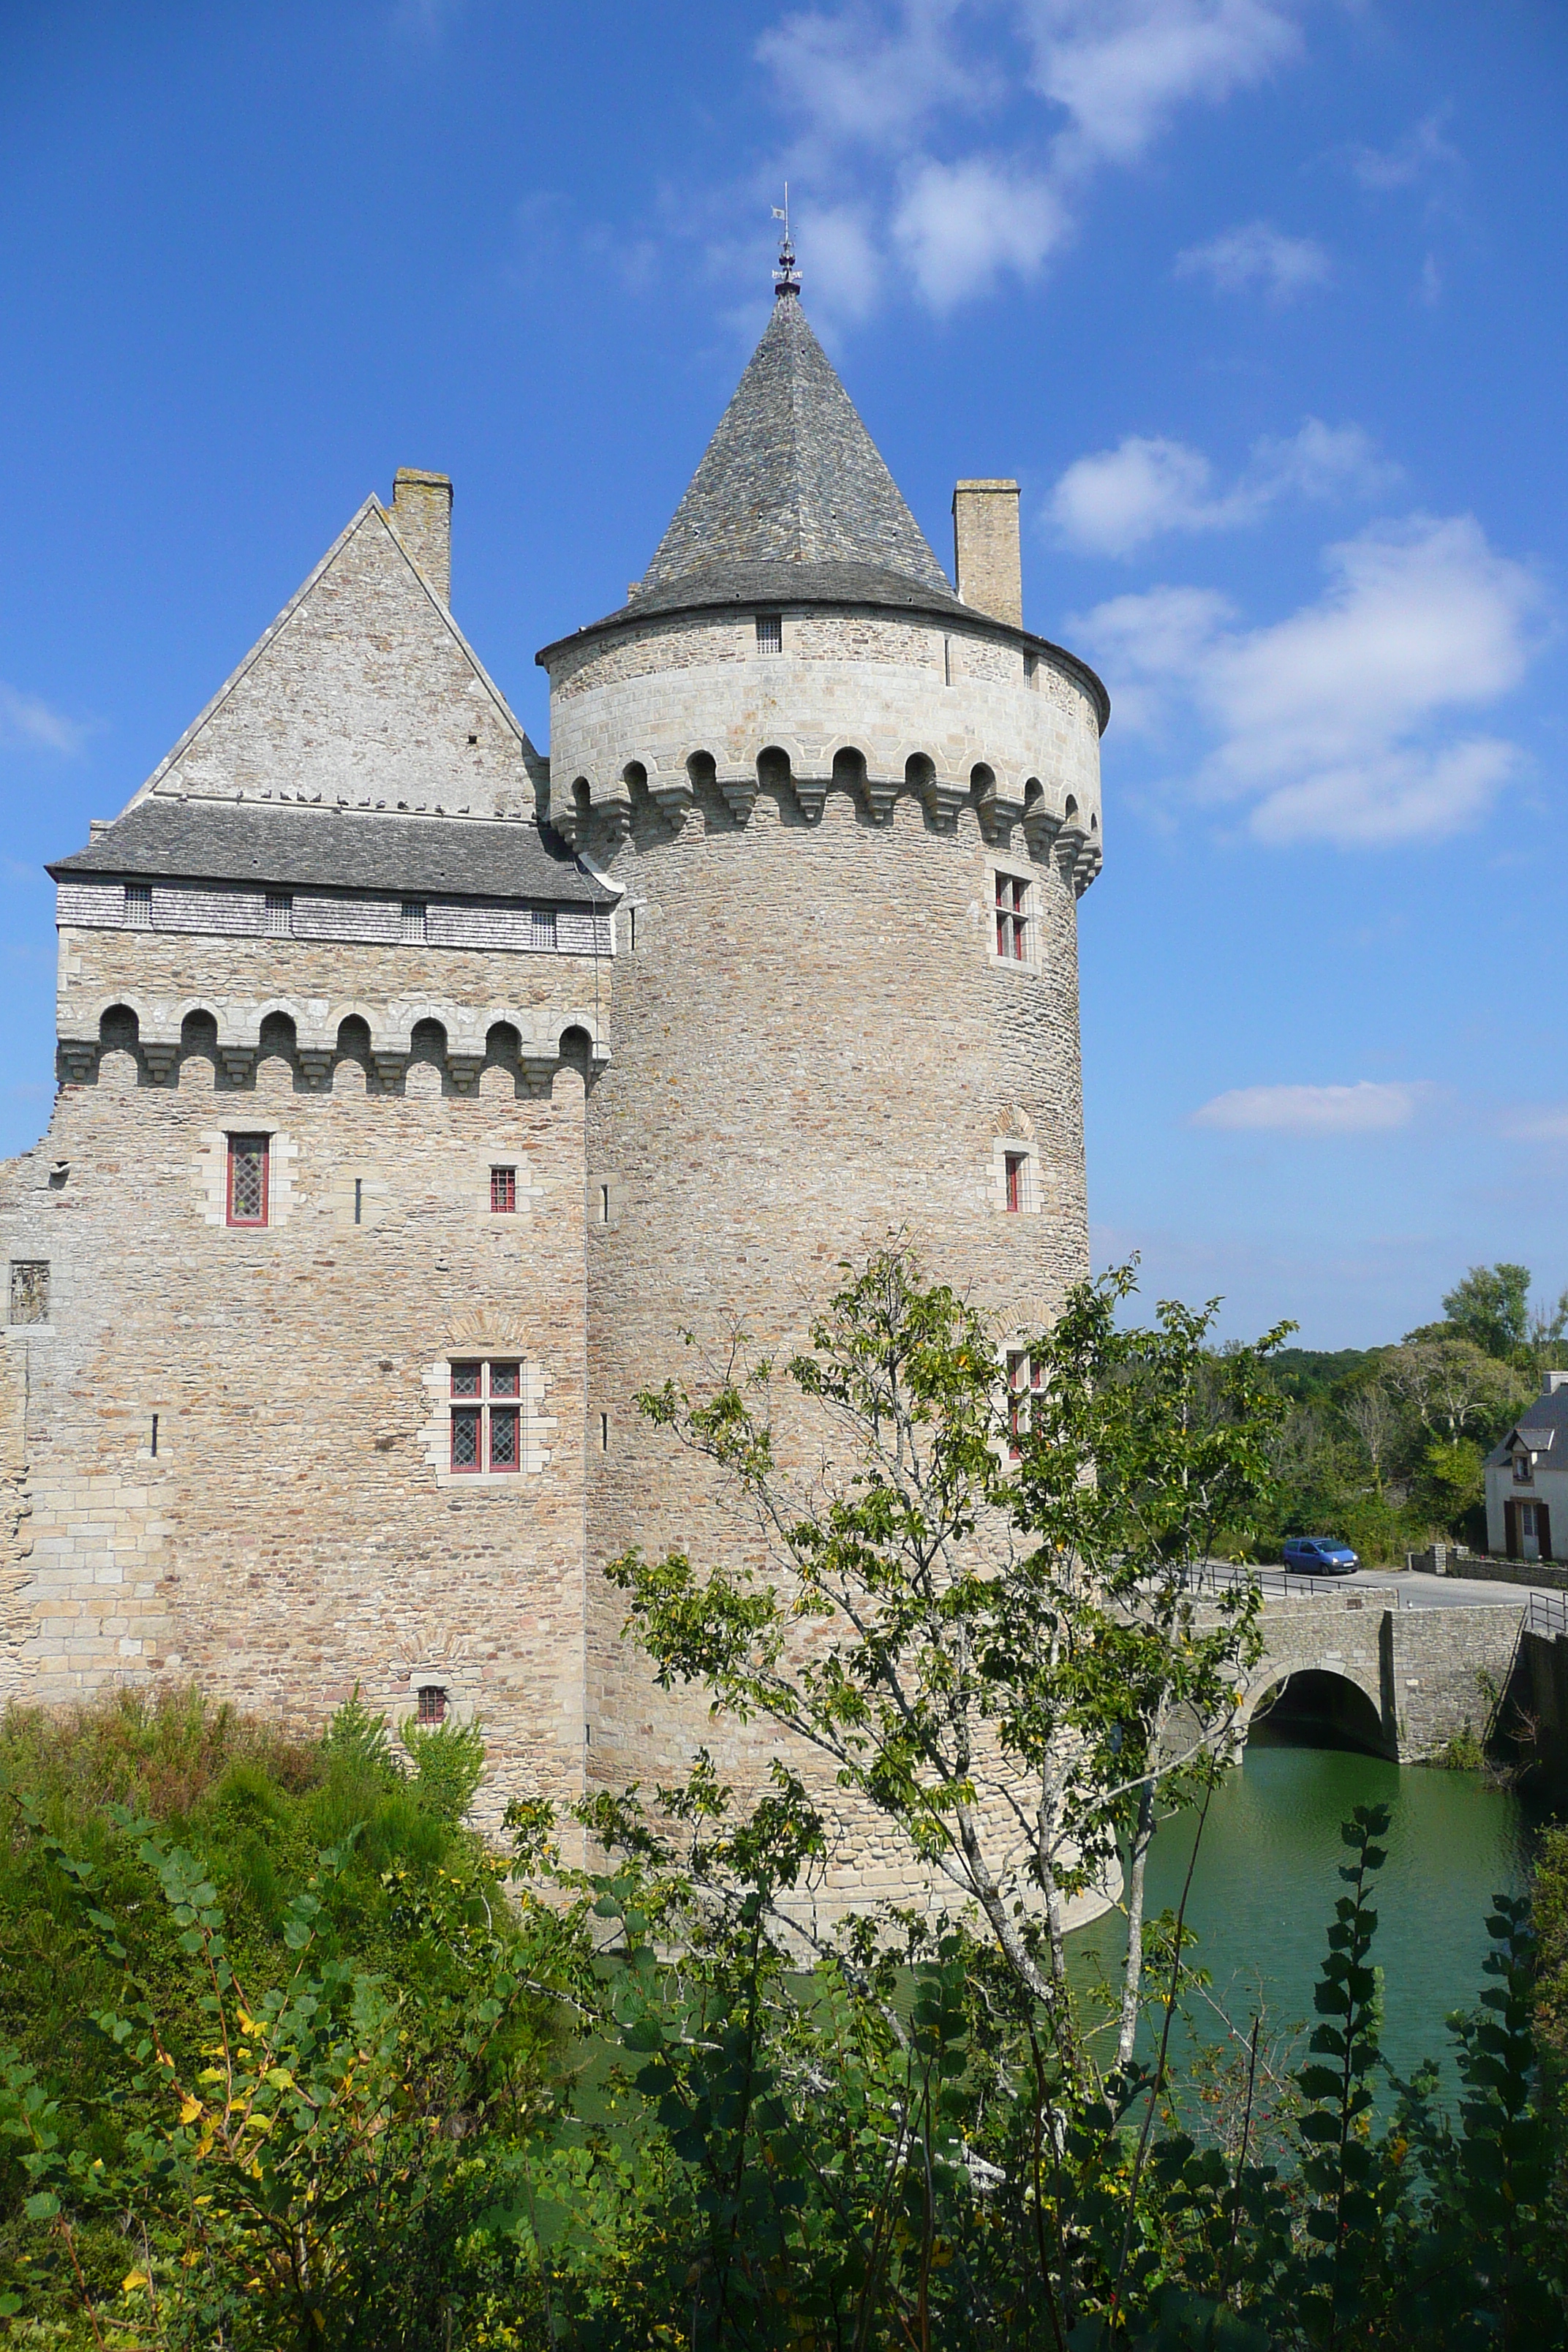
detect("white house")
[1484,1371,1568,1562]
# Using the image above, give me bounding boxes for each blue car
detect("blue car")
[1282,1536,1359,1576]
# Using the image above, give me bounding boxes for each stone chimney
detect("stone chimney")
[390,468,453,604]
[951,479,1022,630]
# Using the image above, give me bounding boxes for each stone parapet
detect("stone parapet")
[540,608,1103,892]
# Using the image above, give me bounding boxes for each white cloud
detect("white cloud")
[1024,0,1301,167]
[751,0,1311,314]
[0,684,88,757]
[1049,419,1390,555]
[1175,218,1331,300]
[1074,513,1542,845]
[758,1,991,154]
[891,157,1066,310]
[1351,107,1460,193]
[1191,1081,1431,1134]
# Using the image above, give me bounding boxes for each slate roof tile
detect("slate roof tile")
[48,797,600,904]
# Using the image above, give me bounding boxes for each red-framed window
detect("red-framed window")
[1004,1151,1026,1213]
[417,1684,448,1724]
[491,1165,516,1214]
[227,1134,270,1227]
[449,1358,523,1474]
[995,872,1028,960]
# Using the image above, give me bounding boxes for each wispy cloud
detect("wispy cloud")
[0,683,90,757]
[1175,216,1330,301]
[1074,513,1542,845]
[750,0,1308,320]
[1022,0,1303,168]
[1049,419,1391,555]
[1192,1080,1433,1134]
[891,156,1066,310]
[1501,1106,1568,1146]
[1351,106,1461,194]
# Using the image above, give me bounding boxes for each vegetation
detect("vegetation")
[1252,1259,1568,1561]
[0,1250,1565,2345]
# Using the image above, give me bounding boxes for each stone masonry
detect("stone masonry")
[0,267,1109,1897]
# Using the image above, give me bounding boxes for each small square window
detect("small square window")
[451,1361,482,1398]
[491,1166,516,1214]
[401,900,427,943]
[755,613,782,654]
[417,1684,448,1724]
[489,1361,520,1399]
[227,1134,269,1227]
[9,1262,49,1326]
[124,883,152,928]
[451,1407,480,1471]
[265,892,293,936]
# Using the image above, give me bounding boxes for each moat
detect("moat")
[1068,1728,1537,2092]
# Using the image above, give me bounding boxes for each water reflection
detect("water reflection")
[1067,1735,1535,2096]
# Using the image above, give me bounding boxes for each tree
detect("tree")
[609,1248,1290,2078]
[1441,1263,1534,1362]
[1437,1260,1568,1378]
[1384,1336,1526,1450]
[1341,1375,1400,1496]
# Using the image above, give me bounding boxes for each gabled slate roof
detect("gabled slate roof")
[638,292,951,603]
[49,797,600,905]
[1485,1382,1568,1469]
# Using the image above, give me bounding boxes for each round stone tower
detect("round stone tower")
[535,255,1107,1902]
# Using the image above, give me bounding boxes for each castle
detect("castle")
[0,255,1106,1889]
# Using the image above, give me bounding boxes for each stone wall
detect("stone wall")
[543,605,1103,866]
[1233,1597,1528,1761]
[575,765,1093,1906]
[0,1039,592,1846]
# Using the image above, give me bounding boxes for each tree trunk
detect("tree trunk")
[1115,1777,1157,2073]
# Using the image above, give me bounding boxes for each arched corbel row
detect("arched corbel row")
[56,998,612,1095]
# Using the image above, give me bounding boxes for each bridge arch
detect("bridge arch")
[1241,1664,1390,1757]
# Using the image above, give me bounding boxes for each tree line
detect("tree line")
[1256,1262,1568,1561]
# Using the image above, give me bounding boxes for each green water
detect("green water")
[1066,1737,1537,2092]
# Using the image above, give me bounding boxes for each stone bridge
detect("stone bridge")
[1194,1591,1529,1762]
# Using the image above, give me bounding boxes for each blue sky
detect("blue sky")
[1,1,1564,1345]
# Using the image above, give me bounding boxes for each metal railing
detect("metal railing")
[1177,1560,1350,1603]
[1528,1587,1568,1640]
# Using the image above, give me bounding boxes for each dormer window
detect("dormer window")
[1514,1450,1534,1485]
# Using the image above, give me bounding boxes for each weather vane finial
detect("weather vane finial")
[772,184,800,300]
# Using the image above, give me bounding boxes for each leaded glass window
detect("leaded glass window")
[227,1135,269,1227]
[448,1359,525,1474]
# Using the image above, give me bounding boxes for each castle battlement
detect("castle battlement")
[1,262,1108,1914]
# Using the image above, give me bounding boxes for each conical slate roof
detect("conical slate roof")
[639,292,953,603]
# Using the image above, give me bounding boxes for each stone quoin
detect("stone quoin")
[0,256,1107,1904]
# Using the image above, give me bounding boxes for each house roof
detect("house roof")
[49,796,600,905]
[1485,1381,1568,1468]
[639,291,953,605]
